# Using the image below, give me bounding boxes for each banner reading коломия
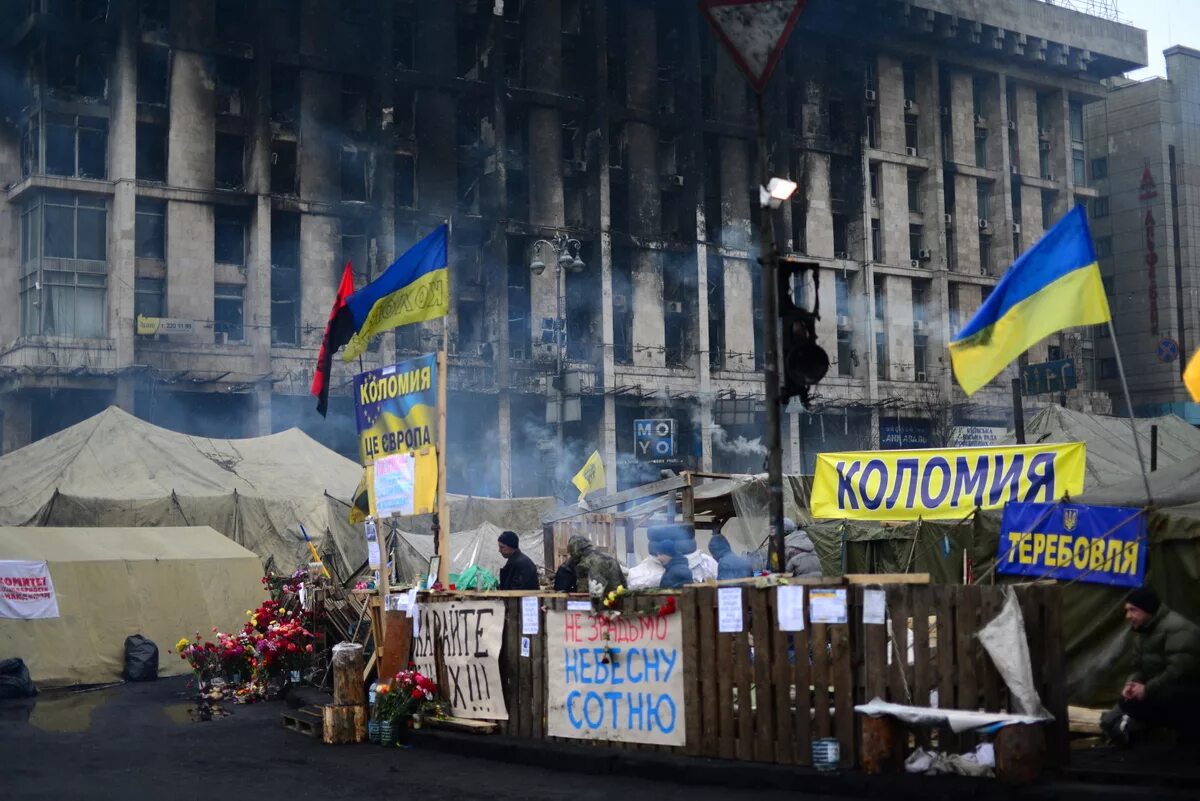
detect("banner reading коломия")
[810,443,1085,521]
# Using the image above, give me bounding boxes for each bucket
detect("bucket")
[812,738,840,772]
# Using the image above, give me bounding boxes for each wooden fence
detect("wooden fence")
[416,582,1067,771]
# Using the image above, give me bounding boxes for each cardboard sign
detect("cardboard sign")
[546,610,686,746]
[0,561,59,619]
[411,600,507,720]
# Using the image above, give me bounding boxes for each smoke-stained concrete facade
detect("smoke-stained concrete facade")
[0,0,1144,496]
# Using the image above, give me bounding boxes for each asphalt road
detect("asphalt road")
[0,677,837,801]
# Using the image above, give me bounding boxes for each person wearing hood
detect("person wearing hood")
[567,534,625,599]
[1102,587,1200,746]
[497,530,539,591]
[657,539,693,590]
[708,533,753,581]
[783,517,821,577]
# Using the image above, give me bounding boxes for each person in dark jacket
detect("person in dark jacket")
[708,534,753,580]
[1102,587,1200,745]
[657,539,693,590]
[497,530,539,591]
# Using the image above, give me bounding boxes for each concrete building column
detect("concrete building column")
[109,0,137,412]
[498,393,512,498]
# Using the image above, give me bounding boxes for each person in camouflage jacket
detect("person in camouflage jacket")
[567,535,625,600]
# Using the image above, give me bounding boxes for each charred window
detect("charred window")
[270,65,300,126]
[137,46,168,106]
[507,237,531,360]
[271,211,300,345]
[215,133,244,190]
[394,152,416,209]
[707,255,724,369]
[394,13,415,71]
[664,252,695,367]
[214,284,244,342]
[46,44,107,100]
[213,206,246,266]
[456,247,485,353]
[612,249,633,365]
[214,0,252,45]
[268,0,299,48]
[215,57,248,117]
[341,218,369,283]
[270,139,297,195]
[342,75,368,133]
[340,146,367,202]
[45,113,108,179]
[135,198,166,260]
[138,0,169,33]
[136,122,167,182]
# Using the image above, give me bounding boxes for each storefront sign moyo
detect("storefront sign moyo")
[810,443,1086,521]
[546,609,686,747]
[997,502,1146,588]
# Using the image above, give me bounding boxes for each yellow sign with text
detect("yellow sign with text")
[810,443,1086,521]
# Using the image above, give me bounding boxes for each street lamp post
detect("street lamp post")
[530,233,585,488]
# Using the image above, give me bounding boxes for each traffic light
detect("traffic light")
[778,257,829,407]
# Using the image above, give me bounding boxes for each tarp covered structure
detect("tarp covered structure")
[1001,405,1200,490]
[0,407,366,577]
[0,526,264,686]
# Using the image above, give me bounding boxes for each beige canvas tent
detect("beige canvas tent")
[0,526,264,686]
[0,407,365,577]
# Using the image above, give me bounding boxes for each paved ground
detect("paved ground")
[0,677,832,801]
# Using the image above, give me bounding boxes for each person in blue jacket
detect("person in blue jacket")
[708,533,753,580]
[657,538,693,589]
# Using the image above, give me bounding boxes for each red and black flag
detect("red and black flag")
[311,262,355,417]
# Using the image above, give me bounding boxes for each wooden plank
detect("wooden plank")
[831,623,855,769]
[767,586,795,764]
[733,594,754,762]
[1039,586,1070,767]
[504,598,522,737]
[791,600,812,765]
[681,590,703,757]
[697,586,720,759]
[716,591,736,760]
[811,623,832,740]
[979,588,1002,712]
[956,586,980,713]
[886,585,911,706]
[749,586,775,763]
[846,573,931,585]
[933,585,956,712]
[531,597,545,740]
[378,611,412,681]
[542,475,689,523]
[911,585,933,709]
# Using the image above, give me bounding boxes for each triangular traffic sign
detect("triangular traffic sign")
[699,0,807,94]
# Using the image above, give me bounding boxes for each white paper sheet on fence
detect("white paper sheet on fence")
[521,595,540,635]
[776,585,805,631]
[855,699,1051,733]
[717,587,743,632]
[412,600,507,720]
[546,609,687,746]
[976,587,1050,718]
[863,589,886,625]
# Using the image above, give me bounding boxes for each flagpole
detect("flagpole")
[436,220,451,588]
[1107,319,1154,506]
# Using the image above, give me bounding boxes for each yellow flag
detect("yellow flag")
[571,450,606,502]
[1185,349,1200,402]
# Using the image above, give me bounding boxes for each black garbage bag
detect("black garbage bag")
[0,657,37,699]
[123,635,159,682]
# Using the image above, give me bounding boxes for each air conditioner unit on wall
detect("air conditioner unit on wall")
[919,249,932,260]
[913,320,927,334]
[865,89,877,102]
[944,213,954,227]
[1007,120,1017,131]
[906,146,919,157]
[1012,222,1022,234]
[910,259,920,268]
[666,301,683,313]
[974,114,987,128]
[837,315,853,331]
[665,174,684,187]
[904,99,917,113]
[835,252,851,261]
[916,370,928,382]
[979,219,990,230]
[613,293,628,311]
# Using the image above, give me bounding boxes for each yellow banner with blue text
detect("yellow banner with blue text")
[353,354,438,467]
[810,443,1086,521]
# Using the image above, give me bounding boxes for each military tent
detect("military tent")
[0,526,264,686]
[0,406,365,577]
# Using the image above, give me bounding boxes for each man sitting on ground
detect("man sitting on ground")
[1102,587,1200,746]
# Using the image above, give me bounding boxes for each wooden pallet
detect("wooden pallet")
[426,716,498,735]
[281,706,324,738]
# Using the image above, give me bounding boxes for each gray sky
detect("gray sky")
[1117,0,1200,79]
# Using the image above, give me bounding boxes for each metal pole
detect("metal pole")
[1108,319,1154,505]
[756,93,785,572]
[1011,378,1026,445]
[1151,424,1158,472]
[557,261,564,459]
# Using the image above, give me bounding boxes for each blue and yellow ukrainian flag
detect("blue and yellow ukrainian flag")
[340,224,449,360]
[950,205,1110,395]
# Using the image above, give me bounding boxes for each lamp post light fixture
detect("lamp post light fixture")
[529,233,586,492]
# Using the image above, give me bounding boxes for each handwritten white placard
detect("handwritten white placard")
[776,585,805,631]
[717,587,744,633]
[521,595,540,635]
[863,589,887,625]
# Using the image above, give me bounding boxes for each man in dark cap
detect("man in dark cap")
[497,530,539,591]
[1102,587,1200,746]
[656,538,693,590]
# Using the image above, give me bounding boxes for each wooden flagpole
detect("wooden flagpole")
[436,219,451,587]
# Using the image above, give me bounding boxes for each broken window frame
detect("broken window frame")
[135,276,165,320]
[394,150,417,209]
[213,283,245,342]
[270,139,298,195]
[214,57,248,117]
[340,145,369,202]
[213,0,252,45]
[44,112,108,179]
[136,121,167,182]
[213,206,246,267]
[138,0,169,34]
[135,197,166,260]
[45,43,107,100]
[270,211,300,345]
[342,75,368,133]
[270,64,301,126]
[19,192,108,339]
[137,46,169,107]
[341,217,369,284]
[215,132,245,190]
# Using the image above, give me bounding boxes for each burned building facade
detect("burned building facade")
[0,0,1145,497]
